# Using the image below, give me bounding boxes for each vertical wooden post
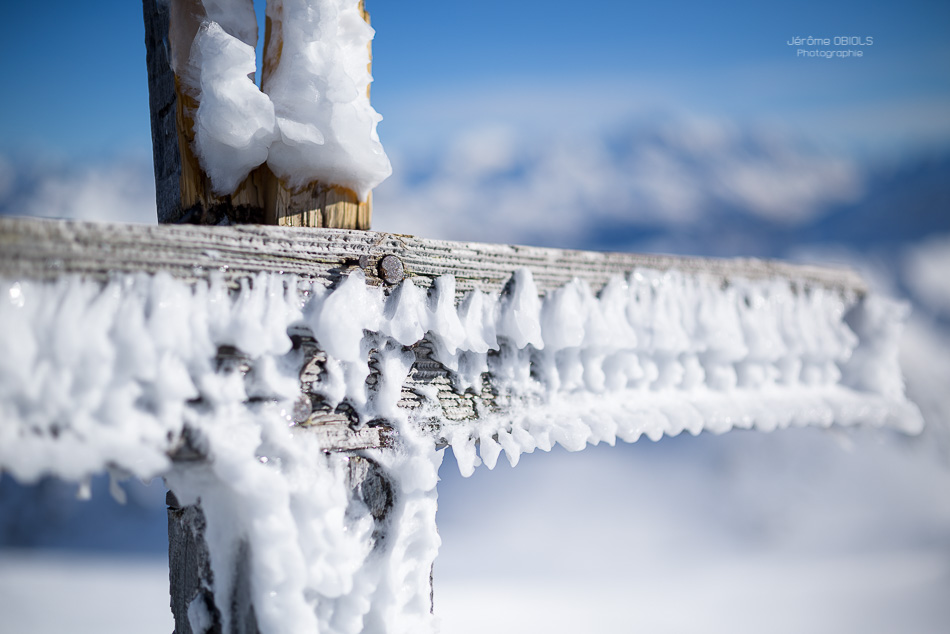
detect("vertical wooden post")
[144,0,268,224]
[143,0,375,228]
[166,456,396,634]
[143,0,184,224]
[144,4,389,631]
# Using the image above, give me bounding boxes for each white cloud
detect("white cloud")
[1,156,156,225]
[443,126,520,178]
[712,152,862,223]
[375,113,867,245]
[903,235,950,316]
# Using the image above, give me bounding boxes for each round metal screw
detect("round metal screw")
[378,255,405,285]
[292,393,313,424]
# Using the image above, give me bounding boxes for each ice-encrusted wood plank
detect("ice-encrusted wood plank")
[0,216,868,456]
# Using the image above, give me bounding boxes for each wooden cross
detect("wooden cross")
[0,2,921,633]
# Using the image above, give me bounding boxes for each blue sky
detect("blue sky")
[0,0,947,161]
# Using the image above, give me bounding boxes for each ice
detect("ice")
[0,265,923,634]
[177,0,391,199]
[190,21,278,196]
[381,279,428,346]
[498,268,543,350]
[188,595,214,634]
[201,0,259,47]
[427,276,467,368]
[264,0,392,200]
[842,295,911,402]
[180,8,277,195]
[308,271,381,363]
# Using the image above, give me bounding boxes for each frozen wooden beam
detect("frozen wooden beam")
[0,215,883,459]
[4,216,914,474]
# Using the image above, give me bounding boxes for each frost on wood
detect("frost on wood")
[175,0,391,199]
[0,266,922,633]
[263,0,392,198]
[0,272,438,633]
[187,21,278,195]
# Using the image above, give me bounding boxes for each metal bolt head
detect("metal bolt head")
[292,393,313,424]
[378,255,405,285]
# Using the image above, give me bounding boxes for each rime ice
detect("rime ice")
[190,21,278,195]
[264,0,392,199]
[178,0,391,199]
[0,267,923,633]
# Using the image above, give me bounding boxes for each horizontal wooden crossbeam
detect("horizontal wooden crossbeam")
[1,216,869,457]
[0,217,864,293]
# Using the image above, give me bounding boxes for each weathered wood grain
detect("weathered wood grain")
[167,492,225,634]
[143,0,184,224]
[0,217,866,295]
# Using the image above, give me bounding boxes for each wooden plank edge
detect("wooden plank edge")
[0,217,867,296]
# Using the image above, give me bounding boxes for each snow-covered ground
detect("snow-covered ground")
[0,551,173,634]
[2,424,948,633]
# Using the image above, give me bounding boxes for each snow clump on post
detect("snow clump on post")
[178,0,391,201]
